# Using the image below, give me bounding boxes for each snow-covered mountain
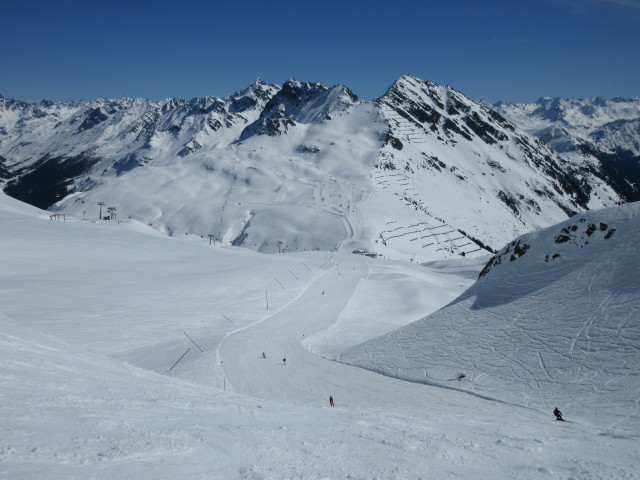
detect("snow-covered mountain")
[239,79,359,139]
[494,96,640,155]
[343,201,640,431]
[0,78,279,205]
[495,96,640,202]
[0,76,635,262]
[372,75,619,255]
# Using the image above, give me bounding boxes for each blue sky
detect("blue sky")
[2,0,639,103]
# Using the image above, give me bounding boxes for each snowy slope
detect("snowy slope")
[0,188,45,217]
[371,75,619,259]
[343,201,640,432]
[43,98,385,257]
[0,79,279,207]
[1,191,639,478]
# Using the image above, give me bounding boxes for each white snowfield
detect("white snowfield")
[1,191,639,479]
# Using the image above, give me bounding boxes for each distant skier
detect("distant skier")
[262,352,266,359]
[329,396,335,407]
[554,407,564,421]
[283,358,286,365]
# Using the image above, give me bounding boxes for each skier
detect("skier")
[262,352,266,359]
[283,358,286,365]
[554,407,564,421]
[329,395,335,407]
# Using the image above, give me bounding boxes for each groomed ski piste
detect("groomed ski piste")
[1,190,639,479]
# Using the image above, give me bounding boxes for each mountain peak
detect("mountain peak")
[225,79,280,114]
[280,79,329,100]
[238,79,358,140]
[385,74,442,94]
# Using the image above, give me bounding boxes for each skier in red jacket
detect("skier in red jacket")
[329,396,335,407]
